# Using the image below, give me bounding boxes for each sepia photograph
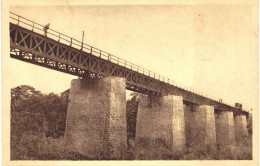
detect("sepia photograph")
[2,0,259,165]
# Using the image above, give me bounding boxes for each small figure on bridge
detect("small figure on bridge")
[43,23,50,36]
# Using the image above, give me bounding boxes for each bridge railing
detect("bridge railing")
[9,12,241,109]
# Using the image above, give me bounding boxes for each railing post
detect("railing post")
[90,47,92,54]
[58,33,60,42]
[17,16,20,25]
[70,38,73,46]
[81,31,84,51]
[100,50,102,58]
[108,54,110,61]
[32,22,34,31]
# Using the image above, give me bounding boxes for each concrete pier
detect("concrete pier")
[184,105,216,151]
[234,114,248,141]
[215,111,235,146]
[135,95,186,159]
[64,77,127,159]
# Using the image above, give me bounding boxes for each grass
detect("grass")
[11,133,252,160]
[182,134,252,160]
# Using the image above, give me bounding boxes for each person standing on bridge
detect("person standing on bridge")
[43,23,50,36]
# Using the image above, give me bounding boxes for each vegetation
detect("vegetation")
[10,86,252,160]
[11,85,67,160]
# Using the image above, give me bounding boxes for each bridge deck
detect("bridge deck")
[9,13,247,115]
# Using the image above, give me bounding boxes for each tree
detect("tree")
[11,85,69,159]
[11,85,68,139]
[11,85,41,112]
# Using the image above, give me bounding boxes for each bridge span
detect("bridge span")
[9,12,251,159]
[9,12,247,115]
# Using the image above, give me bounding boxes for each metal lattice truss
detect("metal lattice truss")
[9,23,247,115]
[10,23,167,94]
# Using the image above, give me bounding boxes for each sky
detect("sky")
[8,5,258,112]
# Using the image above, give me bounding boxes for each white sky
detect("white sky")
[8,5,258,112]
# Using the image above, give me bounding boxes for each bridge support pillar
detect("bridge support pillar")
[135,95,186,159]
[64,77,127,159]
[234,114,248,141]
[215,111,235,147]
[184,105,216,152]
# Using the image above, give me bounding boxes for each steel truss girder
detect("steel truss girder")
[9,23,247,115]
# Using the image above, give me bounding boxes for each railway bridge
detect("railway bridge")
[9,12,251,159]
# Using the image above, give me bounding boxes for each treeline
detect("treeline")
[11,85,68,139]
